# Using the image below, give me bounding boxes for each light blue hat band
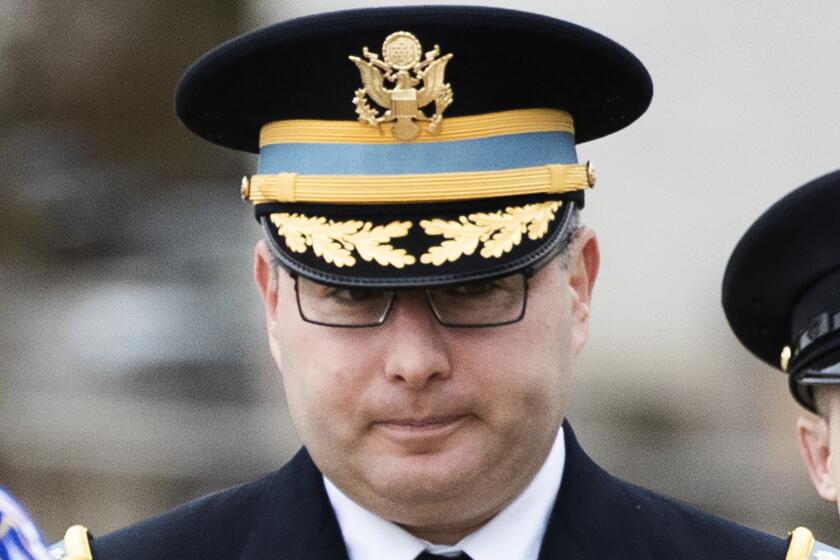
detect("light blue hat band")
[257,131,577,176]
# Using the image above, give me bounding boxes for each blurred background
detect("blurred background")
[2,0,840,545]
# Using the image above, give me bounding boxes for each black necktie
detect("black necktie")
[414,552,473,560]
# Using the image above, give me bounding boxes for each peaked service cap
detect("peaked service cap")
[176,5,653,288]
[723,169,840,412]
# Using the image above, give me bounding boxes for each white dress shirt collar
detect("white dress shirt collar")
[324,426,566,560]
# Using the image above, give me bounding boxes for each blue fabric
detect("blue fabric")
[812,540,840,558]
[257,131,577,175]
[0,486,50,560]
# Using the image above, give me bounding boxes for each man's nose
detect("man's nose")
[382,292,452,389]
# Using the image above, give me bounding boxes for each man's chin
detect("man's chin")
[364,449,482,503]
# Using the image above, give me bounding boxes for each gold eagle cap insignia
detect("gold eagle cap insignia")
[349,31,454,141]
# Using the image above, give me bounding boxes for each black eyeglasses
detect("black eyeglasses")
[292,272,531,328]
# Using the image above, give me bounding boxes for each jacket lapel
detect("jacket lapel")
[239,448,349,560]
[539,421,653,560]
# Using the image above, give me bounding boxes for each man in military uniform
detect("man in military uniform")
[724,169,840,559]
[48,6,818,559]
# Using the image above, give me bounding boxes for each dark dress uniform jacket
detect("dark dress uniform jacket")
[91,422,787,559]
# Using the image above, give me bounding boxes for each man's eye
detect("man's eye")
[446,282,500,297]
[323,287,380,303]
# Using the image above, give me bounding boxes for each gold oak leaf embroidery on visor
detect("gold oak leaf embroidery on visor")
[269,201,561,269]
[270,214,416,268]
[419,201,563,266]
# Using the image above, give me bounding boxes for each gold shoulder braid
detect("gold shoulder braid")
[787,527,840,560]
[48,525,93,560]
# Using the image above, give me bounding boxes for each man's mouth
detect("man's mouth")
[372,414,471,442]
[378,415,468,428]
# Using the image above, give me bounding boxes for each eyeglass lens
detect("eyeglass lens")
[295,273,527,328]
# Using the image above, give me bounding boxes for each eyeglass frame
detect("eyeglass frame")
[286,250,564,329]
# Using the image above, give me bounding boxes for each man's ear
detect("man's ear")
[568,227,599,356]
[797,415,838,502]
[254,240,287,368]
[254,240,278,317]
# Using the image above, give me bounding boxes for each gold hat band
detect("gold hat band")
[259,109,575,146]
[244,162,594,205]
